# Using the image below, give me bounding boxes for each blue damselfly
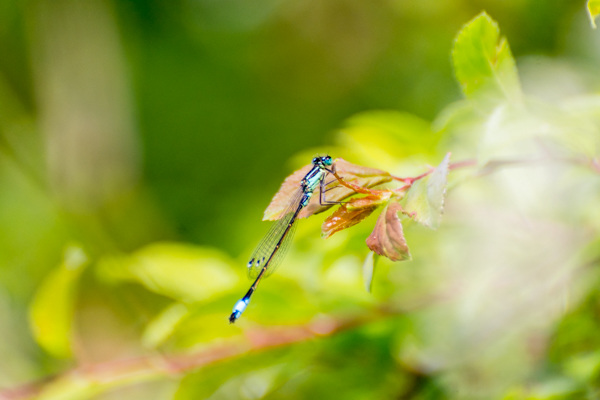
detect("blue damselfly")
[229,155,338,323]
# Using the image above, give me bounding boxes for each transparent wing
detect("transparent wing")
[247,188,303,279]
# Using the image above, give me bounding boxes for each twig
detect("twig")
[333,158,477,196]
[0,284,460,400]
[0,310,403,400]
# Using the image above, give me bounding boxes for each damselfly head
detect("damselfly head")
[313,155,333,167]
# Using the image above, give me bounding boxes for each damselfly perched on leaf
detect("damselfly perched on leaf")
[229,155,340,323]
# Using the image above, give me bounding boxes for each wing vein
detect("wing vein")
[247,188,304,279]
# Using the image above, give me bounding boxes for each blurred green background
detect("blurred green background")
[1,0,600,399]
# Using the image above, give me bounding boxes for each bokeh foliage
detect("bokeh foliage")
[0,1,600,399]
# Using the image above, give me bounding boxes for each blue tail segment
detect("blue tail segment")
[229,294,251,323]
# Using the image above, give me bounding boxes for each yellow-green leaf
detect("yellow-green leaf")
[142,303,189,348]
[29,244,89,358]
[96,242,237,303]
[452,12,521,103]
[589,0,600,29]
[338,111,436,166]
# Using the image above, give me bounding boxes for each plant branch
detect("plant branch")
[333,158,477,196]
[0,308,409,400]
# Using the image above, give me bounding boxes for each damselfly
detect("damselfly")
[229,155,339,323]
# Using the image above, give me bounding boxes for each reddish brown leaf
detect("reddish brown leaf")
[321,194,390,238]
[321,205,376,239]
[366,202,411,261]
[263,164,312,221]
[264,158,392,221]
[345,192,391,210]
[335,159,391,180]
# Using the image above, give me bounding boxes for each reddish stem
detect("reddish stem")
[334,158,477,197]
[592,158,600,174]
[0,310,404,400]
[392,159,477,184]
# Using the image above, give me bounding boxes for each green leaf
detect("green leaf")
[362,251,379,292]
[29,244,89,358]
[156,310,241,348]
[174,352,298,400]
[403,153,450,229]
[96,243,237,303]
[589,0,600,29]
[452,12,521,103]
[563,351,600,383]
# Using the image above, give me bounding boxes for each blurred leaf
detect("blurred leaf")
[174,349,311,400]
[366,202,411,261]
[142,303,189,348]
[523,378,582,399]
[563,351,600,383]
[432,99,475,135]
[29,244,88,358]
[452,12,521,103]
[562,95,600,127]
[589,0,600,28]
[478,100,600,167]
[36,377,101,400]
[264,159,391,221]
[96,243,237,303]
[337,111,436,167]
[32,0,139,211]
[35,364,161,400]
[322,193,391,238]
[238,279,319,325]
[183,0,280,31]
[162,311,241,349]
[362,251,379,292]
[403,153,450,229]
